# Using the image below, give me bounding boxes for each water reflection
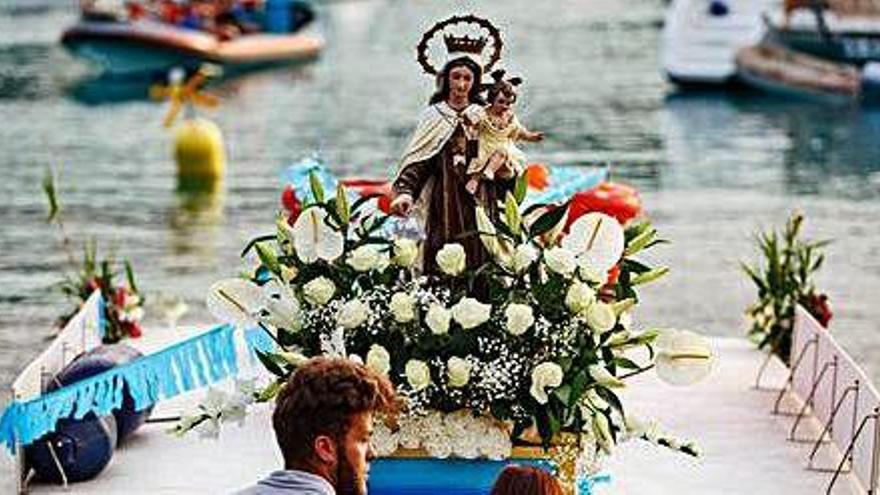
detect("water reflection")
[168,183,225,264]
[660,91,880,199]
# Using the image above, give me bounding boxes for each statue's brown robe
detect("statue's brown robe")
[394,102,513,275]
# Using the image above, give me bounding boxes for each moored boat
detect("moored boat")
[662,0,780,85]
[735,43,862,103]
[61,17,323,76]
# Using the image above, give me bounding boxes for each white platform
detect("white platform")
[10,338,864,494]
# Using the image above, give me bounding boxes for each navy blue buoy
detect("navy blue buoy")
[25,415,118,483]
[50,344,153,442]
[24,344,151,483]
[708,0,730,16]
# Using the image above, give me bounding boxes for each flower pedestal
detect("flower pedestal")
[369,447,610,495]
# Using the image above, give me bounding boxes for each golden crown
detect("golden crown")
[443,34,488,55]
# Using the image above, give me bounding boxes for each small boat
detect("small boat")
[662,0,779,85]
[764,2,880,65]
[61,16,323,76]
[735,43,861,103]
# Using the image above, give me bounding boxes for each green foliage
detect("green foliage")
[742,213,831,363]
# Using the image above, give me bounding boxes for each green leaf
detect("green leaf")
[504,192,522,236]
[256,380,283,402]
[624,227,656,257]
[631,267,669,286]
[240,234,277,258]
[255,242,281,275]
[42,167,60,223]
[612,357,641,370]
[594,386,625,416]
[528,203,568,238]
[309,171,325,203]
[553,385,572,406]
[514,172,528,205]
[124,261,138,294]
[335,183,351,225]
[255,349,285,377]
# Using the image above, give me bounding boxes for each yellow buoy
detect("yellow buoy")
[174,117,226,183]
[152,65,226,191]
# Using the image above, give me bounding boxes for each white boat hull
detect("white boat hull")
[663,0,782,85]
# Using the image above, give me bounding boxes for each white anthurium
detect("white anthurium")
[262,279,302,331]
[654,329,714,386]
[206,278,266,326]
[529,362,564,404]
[292,207,344,263]
[562,212,624,276]
[589,364,625,388]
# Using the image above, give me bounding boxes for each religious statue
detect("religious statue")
[463,69,544,195]
[390,15,529,275]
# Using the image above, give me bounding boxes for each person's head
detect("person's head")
[490,465,565,495]
[486,69,522,114]
[430,56,485,106]
[272,357,400,495]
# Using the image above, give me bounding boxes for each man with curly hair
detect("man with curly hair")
[235,357,400,495]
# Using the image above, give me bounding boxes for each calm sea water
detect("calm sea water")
[2,0,880,415]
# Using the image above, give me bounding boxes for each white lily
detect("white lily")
[562,212,624,275]
[292,207,344,263]
[206,278,266,326]
[654,329,714,386]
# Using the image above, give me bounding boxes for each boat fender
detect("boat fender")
[25,414,118,483]
[23,344,150,483]
[175,117,226,188]
[52,344,153,442]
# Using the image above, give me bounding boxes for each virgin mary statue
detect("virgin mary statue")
[390,16,513,276]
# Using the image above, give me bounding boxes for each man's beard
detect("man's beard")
[334,451,366,495]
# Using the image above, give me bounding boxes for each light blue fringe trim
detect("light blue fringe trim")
[579,472,612,494]
[96,292,107,340]
[0,324,237,451]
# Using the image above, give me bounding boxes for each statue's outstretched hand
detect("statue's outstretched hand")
[390,193,414,216]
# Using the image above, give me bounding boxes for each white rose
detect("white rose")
[512,243,539,273]
[337,299,368,329]
[589,364,625,388]
[436,243,466,276]
[451,297,492,330]
[446,356,472,388]
[426,304,451,335]
[544,247,576,276]
[405,359,431,391]
[505,304,534,336]
[374,251,391,273]
[586,301,616,334]
[390,292,417,323]
[577,256,605,284]
[530,362,564,404]
[366,344,391,375]
[303,277,336,306]
[393,239,419,268]
[565,281,596,314]
[347,245,380,272]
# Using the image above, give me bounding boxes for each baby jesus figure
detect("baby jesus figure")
[463,70,544,195]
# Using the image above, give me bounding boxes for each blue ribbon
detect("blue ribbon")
[0,324,238,451]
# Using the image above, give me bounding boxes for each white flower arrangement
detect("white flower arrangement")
[199,174,713,475]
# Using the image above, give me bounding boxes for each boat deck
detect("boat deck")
[0,338,865,494]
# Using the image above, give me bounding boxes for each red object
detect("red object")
[525,163,550,190]
[567,182,642,228]
[606,264,620,286]
[112,288,128,308]
[805,293,833,328]
[281,185,302,223]
[340,179,394,215]
[125,321,143,339]
[86,277,102,293]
